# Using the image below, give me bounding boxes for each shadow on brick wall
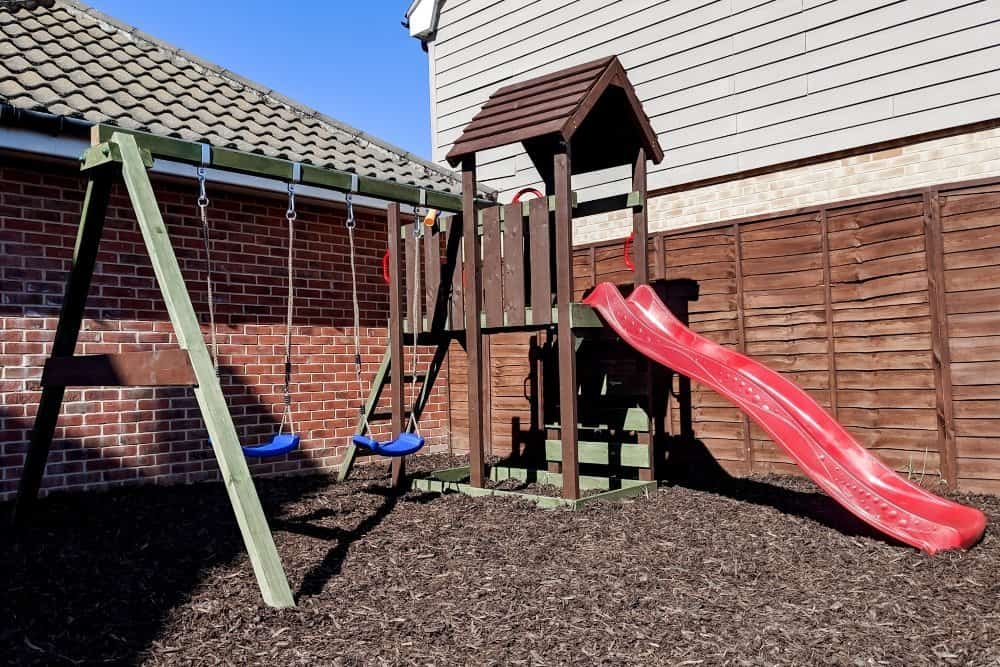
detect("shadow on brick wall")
[0,363,335,500]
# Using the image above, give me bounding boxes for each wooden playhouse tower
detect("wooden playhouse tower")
[430,56,666,501]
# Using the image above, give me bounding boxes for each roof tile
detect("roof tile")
[0,0,476,195]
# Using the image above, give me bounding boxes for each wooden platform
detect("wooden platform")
[403,302,604,333]
[411,466,656,510]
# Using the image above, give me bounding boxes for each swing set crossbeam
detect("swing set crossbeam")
[89,124,492,213]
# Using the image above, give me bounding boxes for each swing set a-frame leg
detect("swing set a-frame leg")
[14,134,295,609]
[13,170,113,527]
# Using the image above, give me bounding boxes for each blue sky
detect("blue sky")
[88,1,434,159]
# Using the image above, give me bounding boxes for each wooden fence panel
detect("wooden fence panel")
[941,180,1000,494]
[826,195,941,477]
[662,225,747,475]
[740,212,830,474]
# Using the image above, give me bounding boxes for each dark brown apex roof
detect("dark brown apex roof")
[445,56,664,168]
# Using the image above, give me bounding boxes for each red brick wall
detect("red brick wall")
[0,156,451,501]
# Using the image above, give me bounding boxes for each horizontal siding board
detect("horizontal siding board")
[432,0,998,191]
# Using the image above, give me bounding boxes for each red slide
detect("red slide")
[584,283,986,553]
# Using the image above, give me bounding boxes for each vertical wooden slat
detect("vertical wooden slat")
[819,209,839,419]
[115,134,294,608]
[554,147,579,499]
[632,148,657,482]
[589,246,596,290]
[632,148,648,285]
[462,157,486,487]
[447,216,465,330]
[923,189,958,487]
[482,206,503,327]
[14,170,113,526]
[404,222,421,336]
[733,222,753,474]
[653,234,665,281]
[424,223,441,329]
[502,202,526,326]
[388,204,407,487]
[529,197,551,324]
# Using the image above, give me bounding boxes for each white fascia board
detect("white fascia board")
[0,125,400,213]
[406,0,441,40]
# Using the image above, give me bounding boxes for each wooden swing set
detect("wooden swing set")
[12,124,476,609]
[14,55,670,609]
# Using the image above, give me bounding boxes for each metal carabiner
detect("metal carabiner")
[286,182,297,222]
[345,192,356,230]
[196,167,209,209]
[413,206,424,239]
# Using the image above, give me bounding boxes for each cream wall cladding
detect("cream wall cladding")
[573,126,1000,245]
[426,1,1000,204]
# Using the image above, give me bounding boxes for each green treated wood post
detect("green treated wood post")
[13,171,114,528]
[113,133,294,608]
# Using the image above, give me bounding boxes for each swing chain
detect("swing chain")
[281,180,296,435]
[407,206,422,435]
[345,193,368,429]
[196,165,220,377]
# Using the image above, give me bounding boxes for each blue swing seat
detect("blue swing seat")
[242,433,301,458]
[352,431,425,457]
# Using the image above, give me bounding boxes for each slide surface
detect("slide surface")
[584,283,986,553]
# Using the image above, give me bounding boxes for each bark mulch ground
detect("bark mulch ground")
[2,453,999,666]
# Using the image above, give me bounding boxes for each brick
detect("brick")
[0,160,452,502]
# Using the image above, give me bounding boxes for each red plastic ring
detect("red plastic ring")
[623,231,635,271]
[382,249,391,284]
[512,187,545,204]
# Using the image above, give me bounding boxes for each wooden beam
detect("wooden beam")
[573,191,643,219]
[502,202,526,326]
[923,189,958,487]
[543,440,650,467]
[14,170,113,528]
[528,198,552,324]
[481,206,503,327]
[404,222,421,338]
[90,124,485,213]
[462,156,486,488]
[633,148,658,483]
[424,224,441,329]
[388,204,407,488]
[819,209,839,419]
[632,148,648,285]
[733,222,753,474]
[554,145,580,500]
[41,350,197,387]
[113,133,294,608]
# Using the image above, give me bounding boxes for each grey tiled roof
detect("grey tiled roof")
[0,0,472,194]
